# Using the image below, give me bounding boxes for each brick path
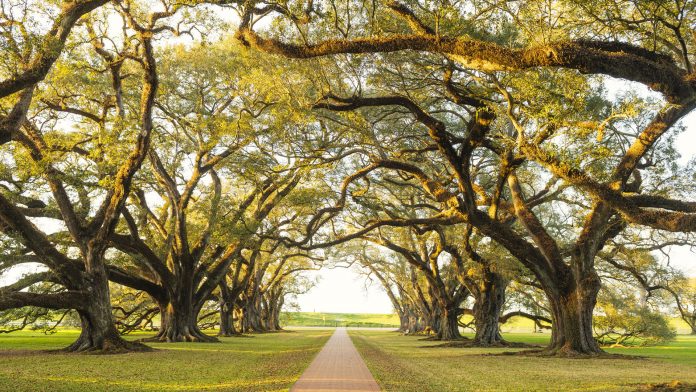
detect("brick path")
[291,327,381,392]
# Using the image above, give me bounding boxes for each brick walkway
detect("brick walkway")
[291,327,381,392]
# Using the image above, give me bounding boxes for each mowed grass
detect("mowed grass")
[349,329,696,392]
[281,312,399,328]
[0,329,332,392]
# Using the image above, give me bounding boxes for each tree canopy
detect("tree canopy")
[1,0,695,356]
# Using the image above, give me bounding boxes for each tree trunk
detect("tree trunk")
[272,310,282,331]
[545,271,602,356]
[148,297,218,342]
[473,272,507,345]
[409,312,424,334]
[398,312,409,332]
[436,307,462,340]
[239,306,249,333]
[270,295,284,331]
[234,307,245,333]
[243,299,266,332]
[218,301,237,336]
[65,268,149,352]
[401,308,422,334]
[260,297,273,331]
[428,307,441,336]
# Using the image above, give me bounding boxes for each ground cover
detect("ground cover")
[349,330,696,392]
[0,329,332,392]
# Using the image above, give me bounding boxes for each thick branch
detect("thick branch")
[0,291,87,311]
[0,0,110,98]
[238,29,694,102]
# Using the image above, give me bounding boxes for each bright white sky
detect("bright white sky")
[295,267,394,314]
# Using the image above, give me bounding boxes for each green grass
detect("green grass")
[280,312,399,328]
[0,329,332,392]
[349,330,696,392]
[3,326,694,392]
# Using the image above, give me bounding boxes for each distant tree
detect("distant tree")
[594,284,676,346]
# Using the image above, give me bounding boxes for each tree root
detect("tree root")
[141,329,219,343]
[426,339,542,349]
[417,335,462,341]
[494,347,645,359]
[218,331,255,338]
[61,336,152,354]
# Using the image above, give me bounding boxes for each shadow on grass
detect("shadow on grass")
[425,340,542,349]
[631,381,696,392]
[491,349,647,360]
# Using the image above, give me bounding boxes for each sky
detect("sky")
[293,267,394,314]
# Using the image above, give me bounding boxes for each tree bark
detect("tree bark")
[218,283,241,336]
[407,311,424,334]
[268,294,284,331]
[398,312,409,332]
[241,297,266,333]
[67,269,149,352]
[545,271,602,355]
[400,307,422,334]
[148,295,218,342]
[436,307,461,340]
[218,301,236,336]
[473,271,507,345]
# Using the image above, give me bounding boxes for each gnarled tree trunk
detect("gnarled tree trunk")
[66,262,149,352]
[545,270,602,356]
[148,292,218,342]
[219,301,237,336]
[268,293,284,331]
[241,296,266,333]
[473,271,507,345]
[398,312,409,332]
[436,307,462,340]
[400,306,423,334]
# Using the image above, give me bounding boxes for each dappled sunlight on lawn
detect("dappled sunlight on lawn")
[350,330,696,392]
[15,375,296,391]
[0,329,332,392]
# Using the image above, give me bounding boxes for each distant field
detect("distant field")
[280,312,400,328]
[280,312,695,334]
[350,330,696,392]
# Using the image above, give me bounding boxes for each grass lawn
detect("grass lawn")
[349,330,696,392]
[0,329,332,392]
[281,312,399,328]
